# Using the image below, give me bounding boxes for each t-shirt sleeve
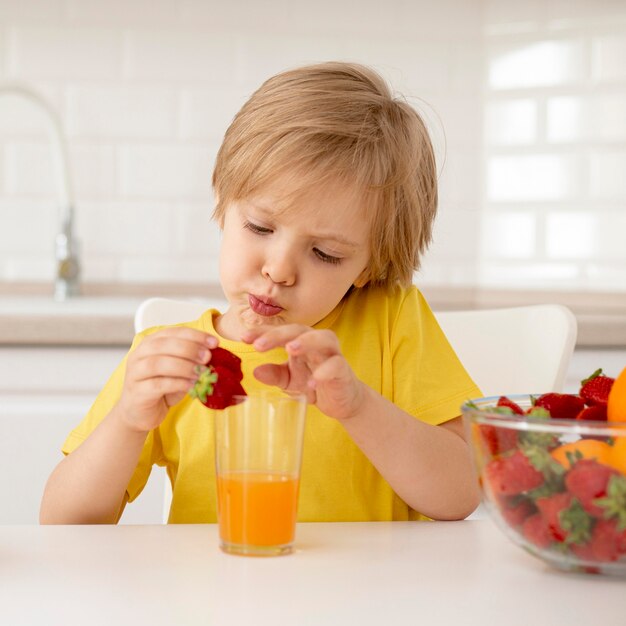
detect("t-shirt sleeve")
[61,332,164,503]
[391,288,482,426]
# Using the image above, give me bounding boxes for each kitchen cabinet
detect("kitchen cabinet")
[0,346,167,524]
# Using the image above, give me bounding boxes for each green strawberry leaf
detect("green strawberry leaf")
[189,365,218,404]
[560,499,594,545]
[522,444,566,491]
[581,368,603,387]
[526,407,550,419]
[595,475,626,531]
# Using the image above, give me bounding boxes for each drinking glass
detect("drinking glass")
[214,391,307,556]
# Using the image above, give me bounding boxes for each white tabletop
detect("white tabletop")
[0,520,624,626]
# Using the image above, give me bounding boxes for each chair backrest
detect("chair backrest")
[434,304,577,397]
[134,296,227,333]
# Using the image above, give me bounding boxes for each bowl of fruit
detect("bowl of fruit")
[462,368,626,576]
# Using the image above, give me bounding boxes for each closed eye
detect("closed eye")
[314,248,342,265]
[244,220,272,235]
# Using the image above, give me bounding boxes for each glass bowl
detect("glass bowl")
[462,395,626,576]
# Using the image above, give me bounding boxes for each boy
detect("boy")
[41,62,481,524]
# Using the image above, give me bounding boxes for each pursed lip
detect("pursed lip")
[248,293,283,317]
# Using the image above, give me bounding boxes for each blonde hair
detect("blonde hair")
[212,62,437,287]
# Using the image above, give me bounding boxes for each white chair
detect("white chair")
[434,304,577,521]
[134,296,226,333]
[434,304,577,397]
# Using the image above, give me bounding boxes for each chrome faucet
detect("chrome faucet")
[0,82,80,299]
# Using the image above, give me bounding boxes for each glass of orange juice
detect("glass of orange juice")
[214,391,307,556]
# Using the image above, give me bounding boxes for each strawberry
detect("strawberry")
[535,492,574,542]
[189,346,246,410]
[580,369,615,407]
[497,495,536,529]
[497,396,524,415]
[475,396,523,455]
[209,347,244,381]
[521,513,553,549]
[478,425,519,456]
[570,519,622,562]
[484,449,545,496]
[533,393,585,419]
[575,405,607,422]
[564,459,621,517]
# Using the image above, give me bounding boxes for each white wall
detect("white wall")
[481,0,626,292]
[0,0,625,293]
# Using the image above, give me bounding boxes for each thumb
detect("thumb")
[253,363,291,390]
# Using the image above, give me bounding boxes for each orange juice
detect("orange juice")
[217,471,300,547]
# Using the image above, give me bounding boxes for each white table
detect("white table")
[0,520,624,626]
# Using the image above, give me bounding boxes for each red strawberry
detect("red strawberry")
[189,347,246,410]
[564,459,621,517]
[570,519,622,562]
[533,393,585,419]
[535,492,574,542]
[204,365,246,409]
[522,513,553,549]
[497,495,537,529]
[594,474,626,532]
[497,396,524,415]
[575,405,607,422]
[478,425,519,456]
[209,347,244,381]
[580,369,615,407]
[484,449,545,496]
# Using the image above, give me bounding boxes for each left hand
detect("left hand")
[241,324,366,420]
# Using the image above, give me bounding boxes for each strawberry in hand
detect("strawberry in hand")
[189,346,246,410]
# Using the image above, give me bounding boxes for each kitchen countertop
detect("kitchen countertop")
[1,520,625,626]
[1,282,625,347]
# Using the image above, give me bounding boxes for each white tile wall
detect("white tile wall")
[0,0,624,294]
[482,0,626,291]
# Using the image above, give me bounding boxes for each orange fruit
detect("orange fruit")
[610,437,626,475]
[608,366,626,422]
[550,439,613,469]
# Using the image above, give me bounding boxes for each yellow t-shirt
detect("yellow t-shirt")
[62,285,480,522]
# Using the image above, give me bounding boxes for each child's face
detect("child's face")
[215,181,371,340]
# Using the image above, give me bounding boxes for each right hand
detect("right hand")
[116,327,218,433]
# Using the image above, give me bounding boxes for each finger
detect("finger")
[164,391,188,408]
[132,355,203,383]
[310,354,352,385]
[284,331,341,374]
[146,326,219,347]
[136,335,214,367]
[137,375,198,399]
[253,363,291,389]
[285,329,340,361]
[247,324,310,351]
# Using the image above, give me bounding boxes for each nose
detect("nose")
[261,242,297,286]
